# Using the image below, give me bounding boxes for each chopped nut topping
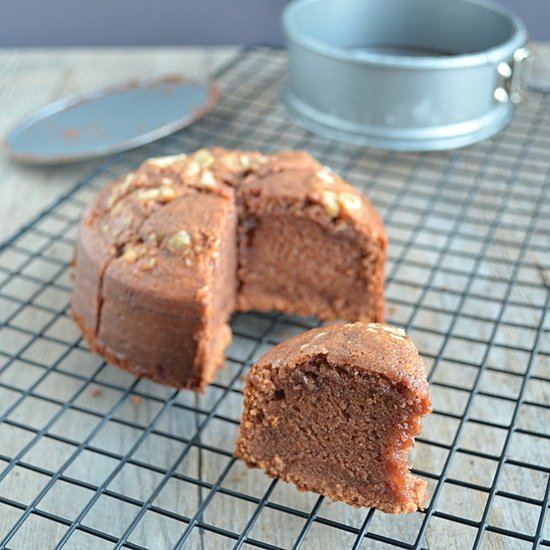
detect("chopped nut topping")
[136,188,158,201]
[107,173,135,209]
[200,170,217,187]
[378,324,406,336]
[317,189,363,219]
[299,332,325,349]
[339,192,362,213]
[146,154,187,168]
[184,160,201,177]
[111,201,124,215]
[245,154,268,169]
[367,323,407,339]
[184,257,193,267]
[240,155,252,169]
[136,185,177,203]
[320,191,340,218]
[140,257,157,271]
[316,168,334,185]
[122,249,138,263]
[221,152,266,172]
[167,230,191,251]
[193,149,215,168]
[121,173,136,189]
[334,221,348,233]
[161,177,174,185]
[220,154,241,171]
[121,243,145,263]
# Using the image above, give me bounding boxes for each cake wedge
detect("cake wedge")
[235,322,431,513]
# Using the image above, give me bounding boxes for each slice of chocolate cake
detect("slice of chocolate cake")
[235,322,431,513]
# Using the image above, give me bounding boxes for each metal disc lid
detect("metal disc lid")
[3,77,219,165]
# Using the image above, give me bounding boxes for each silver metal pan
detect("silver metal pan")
[282,0,529,151]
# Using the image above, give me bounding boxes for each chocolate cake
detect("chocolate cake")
[72,149,387,390]
[235,323,431,513]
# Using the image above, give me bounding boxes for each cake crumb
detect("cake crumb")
[231,471,246,483]
[89,387,102,398]
[131,395,142,406]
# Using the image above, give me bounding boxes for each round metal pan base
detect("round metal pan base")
[283,88,514,151]
[282,0,527,152]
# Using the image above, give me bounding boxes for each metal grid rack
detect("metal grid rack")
[0,47,549,549]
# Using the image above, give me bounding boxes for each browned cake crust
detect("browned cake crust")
[72,149,387,391]
[235,323,432,513]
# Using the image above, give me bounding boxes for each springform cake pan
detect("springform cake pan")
[282,0,530,151]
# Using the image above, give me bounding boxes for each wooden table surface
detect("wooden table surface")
[0,45,549,550]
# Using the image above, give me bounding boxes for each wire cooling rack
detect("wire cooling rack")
[0,47,549,550]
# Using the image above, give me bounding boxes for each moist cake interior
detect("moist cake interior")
[240,354,428,512]
[237,213,370,321]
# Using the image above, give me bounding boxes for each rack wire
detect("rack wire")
[0,47,549,549]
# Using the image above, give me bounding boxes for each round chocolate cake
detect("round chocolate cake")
[72,148,387,390]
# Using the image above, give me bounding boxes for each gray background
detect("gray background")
[0,0,548,47]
